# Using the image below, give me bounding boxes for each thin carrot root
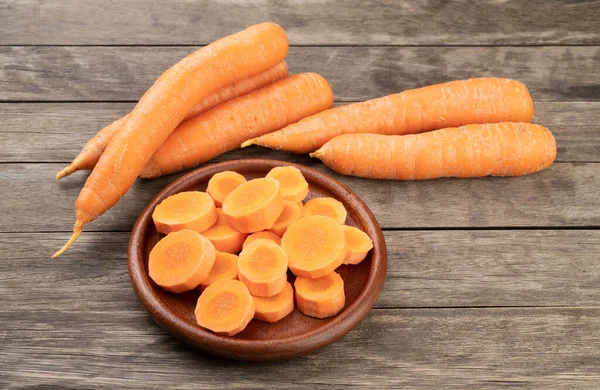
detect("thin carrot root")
[253,281,294,323]
[148,229,216,293]
[152,191,218,234]
[244,77,535,154]
[312,122,557,180]
[207,171,247,207]
[222,178,284,233]
[281,215,347,278]
[237,239,288,297]
[270,200,302,236]
[342,226,374,265]
[195,279,255,336]
[52,221,84,258]
[243,231,282,248]
[265,166,309,203]
[294,271,345,318]
[198,252,239,290]
[55,164,77,181]
[301,197,347,224]
[201,209,248,254]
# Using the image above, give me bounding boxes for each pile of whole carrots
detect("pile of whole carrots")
[54,22,556,257]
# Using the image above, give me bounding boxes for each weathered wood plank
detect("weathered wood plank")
[1,163,598,231]
[2,231,599,309]
[1,46,599,101]
[2,101,597,163]
[2,0,599,45]
[2,304,599,388]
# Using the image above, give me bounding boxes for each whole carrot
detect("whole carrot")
[56,61,289,180]
[53,22,289,257]
[140,72,333,178]
[311,123,556,180]
[242,78,535,153]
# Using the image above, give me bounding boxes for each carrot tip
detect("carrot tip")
[52,222,84,258]
[309,150,323,159]
[240,139,255,148]
[56,164,77,181]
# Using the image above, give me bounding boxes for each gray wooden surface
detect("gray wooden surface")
[1,1,599,388]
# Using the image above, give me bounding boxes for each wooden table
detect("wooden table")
[2,1,599,388]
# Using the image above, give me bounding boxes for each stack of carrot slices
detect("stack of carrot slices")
[147,166,374,336]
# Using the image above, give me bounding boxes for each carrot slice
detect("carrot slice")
[301,197,347,224]
[294,271,345,318]
[243,231,282,248]
[195,279,255,336]
[237,239,288,297]
[281,215,347,278]
[149,229,216,293]
[201,209,248,254]
[222,178,284,233]
[342,226,374,265]
[253,281,294,323]
[198,252,239,290]
[206,171,247,207]
[265,166,309,203]
[269,200,302,236]
[152,191,218,234]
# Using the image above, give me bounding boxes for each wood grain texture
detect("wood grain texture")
[2,301,599,388]
[2,101,598,163]
[1,163,597,232]
[1,0,599,45]
[1,46,599,102]
[2,231,599,309]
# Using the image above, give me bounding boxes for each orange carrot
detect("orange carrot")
[242,77,535,153]
[139,73,333,178]
[294,271,345,318]
[195,279,255,336]
[149,229,216,293]
[201,209,248,254]
[222,178,284,233]
[152,191,218,234]
[281,215,347,278]
[301,197,347,224]
[342,226,373,265]
[55,61,288,180]
[270,200,302,236]
[198,252,239,290]
[253,281,294,323]
[54,23,288,257]
[206,171,247,207]
[311,122,556,180]
[265,166,309,203]
[237,239,288,297]
[243,231,282,248]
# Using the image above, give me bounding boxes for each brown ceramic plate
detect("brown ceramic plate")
[128,159,387,361]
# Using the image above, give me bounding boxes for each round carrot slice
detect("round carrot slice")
[206,171,247,207]
[238,239,288,297]
[281,215,347,278]
[294,271,345,318]
[148,229,216,293]
[253,281,294,323]
[195,279,255,336]
[222,178,284,233]
[301,197,347,224]
[198,252,239,290]
[201,209,248,254]
[243,231,282,248]
[342,225,374,265]
[265,166,309,203]
[152,191,218,234]
[269,200,302,236]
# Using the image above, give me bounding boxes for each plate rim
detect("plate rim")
[128,159,387,360]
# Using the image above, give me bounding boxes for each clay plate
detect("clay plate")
[128,159,387,361]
